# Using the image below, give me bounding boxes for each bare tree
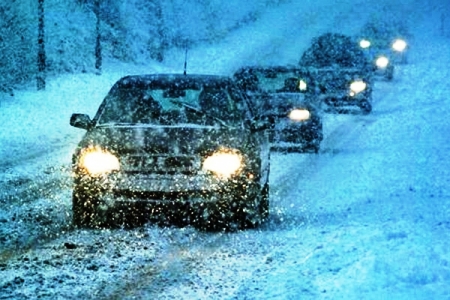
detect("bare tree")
[153,2,166,62]
[37,0,46,90]
[94,0,102,73]
[1,1,35,95]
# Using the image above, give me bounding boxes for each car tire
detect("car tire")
[232,181,270,230]
[306,142,320,154]
[385,65,394,81]
[259,182,270,220]
[72,187,108,229]
[359,100,372,115]
[72,189,93,228]
[196,181,268,231]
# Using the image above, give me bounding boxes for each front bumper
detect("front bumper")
[373,64,394,79]
[323,91,368,105]
[316,90,371,111]
[271,118,322,146]
[73,172,262,228]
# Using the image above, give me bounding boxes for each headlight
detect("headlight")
[202,149,243,179]
[349,80,367,96]
[78,146,120,176]
[298,79,307,91]
[376,56,389,68]
[392,39,407,52]
[359,39,371,49]
[289,109,310,121]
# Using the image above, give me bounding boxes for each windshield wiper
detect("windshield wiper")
[169,99,230,128]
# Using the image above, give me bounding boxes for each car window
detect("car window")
[256,73,288,93]
[236,68,311,94]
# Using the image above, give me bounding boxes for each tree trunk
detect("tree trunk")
[154,3,165,62]
[94,0,102,73]
[37,0,46,90]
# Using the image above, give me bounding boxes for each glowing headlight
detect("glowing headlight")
[376,56,389,68]
[79,146,120,176]
[289,109,310,121]
[392,39,407,52]
[349,80,367,96]
[359,39,371,49]
[298,79,307,91]
[202,149,243,179]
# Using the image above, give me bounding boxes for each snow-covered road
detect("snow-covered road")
[3,51,449,298]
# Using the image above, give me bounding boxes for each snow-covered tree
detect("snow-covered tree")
[37,0,46,90]
[0,0,36,94]
[0,0,285,93]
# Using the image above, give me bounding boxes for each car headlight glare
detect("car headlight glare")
[359,39,371,49]
[79,146,120,176]
[289,109,310,121]
[349,80,367,96]
[376,56,389,68]
[203,149,243,179]
[298,79,307,91]
[392,39,407,52]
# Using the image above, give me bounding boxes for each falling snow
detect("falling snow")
[1,0,450,299]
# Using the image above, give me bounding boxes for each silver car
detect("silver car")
[70,74,271,231]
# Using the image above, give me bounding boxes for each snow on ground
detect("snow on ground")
[1,0,450,299]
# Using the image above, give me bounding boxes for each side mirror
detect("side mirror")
[70,113,92,129]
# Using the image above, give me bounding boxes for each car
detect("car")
[299,32,374,114]
[358,20,410,64]
[357,39,395,81]
[233,65,323,153]
[69,74,272,231]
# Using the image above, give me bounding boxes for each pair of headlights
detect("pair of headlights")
[359,38,407,52]
[78,146,244,179]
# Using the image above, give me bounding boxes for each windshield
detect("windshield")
[235,68,312,94]
[96,85,244,126]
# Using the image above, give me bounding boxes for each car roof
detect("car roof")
[115,74,236,90]
[300,32,370,69]
[234,65,309,76]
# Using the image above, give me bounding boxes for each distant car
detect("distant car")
[233,66,323,153]
[358,20,410,64]
[357,39,395,81]
[299,32,374,114]
[69,74,272,231]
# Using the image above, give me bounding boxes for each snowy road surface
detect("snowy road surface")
[2,52,450,299]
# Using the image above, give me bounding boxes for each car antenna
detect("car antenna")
[183,45,188,75]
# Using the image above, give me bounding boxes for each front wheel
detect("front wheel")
[385,65,394,81]
[358,100,372,115]
[305,143,320,154]
[72,187,110,229]
[196,182,269,231]
[259,183,270,220]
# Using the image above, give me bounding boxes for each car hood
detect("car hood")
[80,124,254,155]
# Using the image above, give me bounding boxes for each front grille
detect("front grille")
[121,155,201,175]
[320,77,349,93]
